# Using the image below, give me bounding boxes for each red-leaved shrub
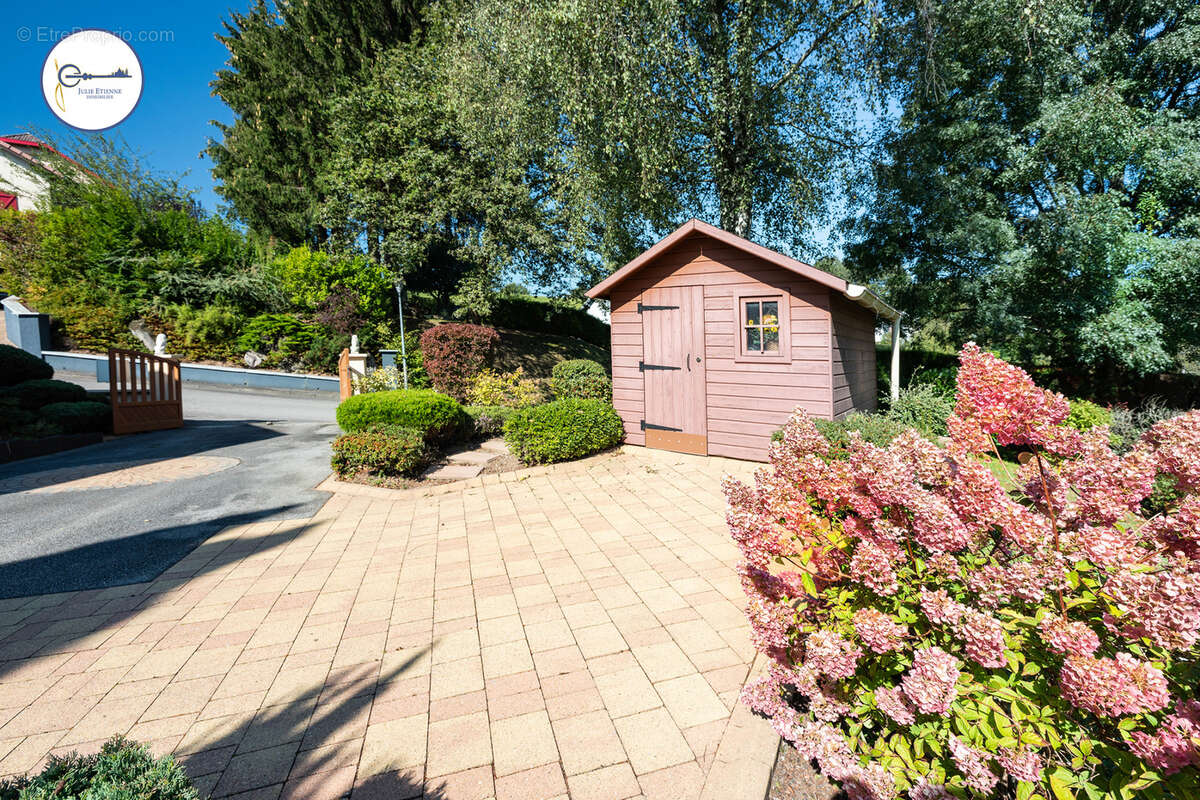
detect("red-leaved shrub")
[419,323,499,401]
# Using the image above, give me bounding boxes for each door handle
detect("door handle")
[686,353,690,372]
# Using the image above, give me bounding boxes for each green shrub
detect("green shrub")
[0,398,42,440]
[467,368,544,407]
[1142,473,1182,517]
[504,398,624,464]
[330,425,430,479]
[236,313,322,355]
[550,359,612,402]
[161,304,245,352]
[0,344,53,386]
[38,401,110,434]
[1109,397,1182,452]
[885,383,954,438]
[814,412,904,454]
[0,735,198,800]
[465,404,516,437]
[482,295,611,348]
[3,379,88,410]
[1066,397,1113,431]
[354,365,405,393]
[336,389,466,443]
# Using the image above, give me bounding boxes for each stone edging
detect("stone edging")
[315,450,624,499]
[699,653,778,800]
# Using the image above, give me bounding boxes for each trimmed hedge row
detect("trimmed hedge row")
[336,389,466,443]
[3,379,88,409]
[503,398,624,464]
[0,344,53,387]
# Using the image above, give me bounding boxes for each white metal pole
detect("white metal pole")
[396,285,409,390]
[890,318,901,403]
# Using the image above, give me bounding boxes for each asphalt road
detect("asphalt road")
[0,373,340,599]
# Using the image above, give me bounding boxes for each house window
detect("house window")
[742,298,781,354]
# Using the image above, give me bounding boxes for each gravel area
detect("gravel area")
[768,740,839,800]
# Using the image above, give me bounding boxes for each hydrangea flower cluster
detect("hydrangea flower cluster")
[726,344,1200,799]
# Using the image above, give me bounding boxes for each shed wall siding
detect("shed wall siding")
[605,233,835,461]
[830,295,878,417]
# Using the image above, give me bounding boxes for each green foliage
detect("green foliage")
[814,413,905,454]
[503,398,624,464]
[336,389,466,443]
[354,366,405,394]
[0,736,198,800]
[208,0,424,246]
[1142,474,1182,518]
[886,384,954,439]
[466,369,544,408]
[37,401,110,434]
[877,345,959,399]
[1066,399,1113,432]
[162,304,244,347]
[270,246,391,322]
[850,0,1200,386]
[549,359,612,402]
[0,345,53,386]
[330,425,431,479]
[464,404,515,437]
[236,313,322,355]
[2,379,88,410]
[0,398,43,440]
[481,297,610,348]
[449,0,876,283]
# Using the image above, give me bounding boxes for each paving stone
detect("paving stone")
[422,463,483,481]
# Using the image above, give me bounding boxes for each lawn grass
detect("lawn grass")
[492,328,609,379]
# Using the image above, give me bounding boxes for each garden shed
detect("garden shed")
[587,219,901,461]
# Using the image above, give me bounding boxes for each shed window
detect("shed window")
[742,298,781,354]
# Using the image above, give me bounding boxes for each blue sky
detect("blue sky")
[6,2,242,212]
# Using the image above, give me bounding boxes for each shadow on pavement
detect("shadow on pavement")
[0,421,286,495]
[0,506,310,679]
[176,650,447,799]
[0,504,305,601]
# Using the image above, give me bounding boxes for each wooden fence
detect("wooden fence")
[108,349,183,435]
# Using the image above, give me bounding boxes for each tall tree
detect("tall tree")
[207,0,425,246]
[849,0,1200,383]
[321,41,564,312]
[447,0,879,287]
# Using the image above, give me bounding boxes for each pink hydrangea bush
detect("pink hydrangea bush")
[726,343,1200,799]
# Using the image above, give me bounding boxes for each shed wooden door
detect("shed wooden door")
[640,286,707,455]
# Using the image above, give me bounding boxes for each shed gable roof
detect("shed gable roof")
[586,219,899,321]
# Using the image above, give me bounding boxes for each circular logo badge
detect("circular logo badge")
[41,30,143,131]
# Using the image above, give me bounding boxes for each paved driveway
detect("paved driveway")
[0,448,775,799]
[0,375,339,598]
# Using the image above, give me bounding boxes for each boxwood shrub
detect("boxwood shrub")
[465,404,516,437]
[330,425,430,479]
[550,359,611,402]
[336,389,466,443]
[0,344,53,387]
[504,398,624,464]
[38,401,110,434]
[0,736,198,800]
[3,379,88,410]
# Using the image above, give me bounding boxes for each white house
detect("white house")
[0,134,61,211]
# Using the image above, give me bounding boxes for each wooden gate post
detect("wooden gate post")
[338,348,352,401]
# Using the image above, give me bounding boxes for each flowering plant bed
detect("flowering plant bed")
[727,343,1200,800]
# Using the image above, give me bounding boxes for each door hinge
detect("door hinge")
[639,361,680,371]
[641,420,682,432]
[637,303,679,313]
